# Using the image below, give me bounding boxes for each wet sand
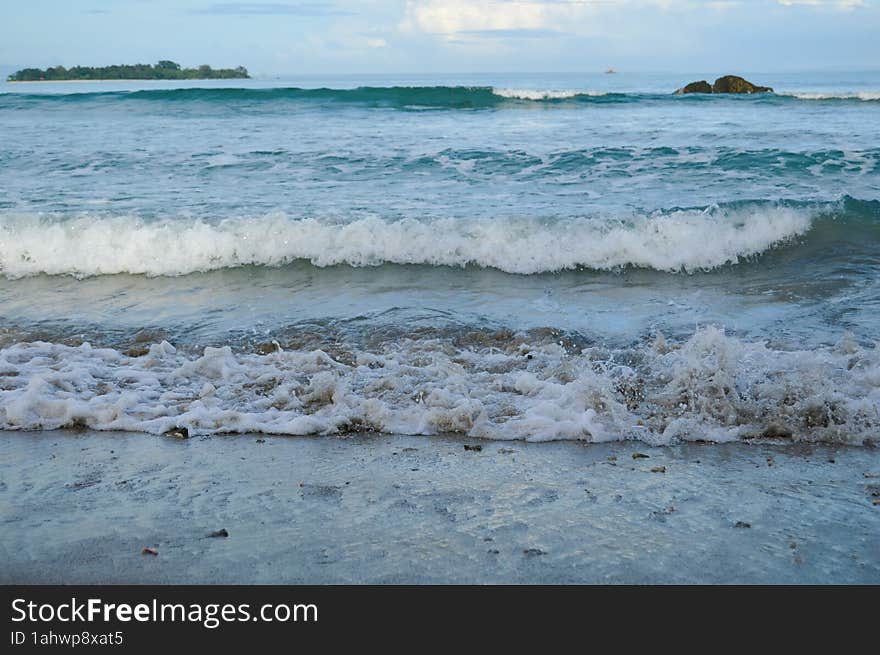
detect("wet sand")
[1,431,878,584]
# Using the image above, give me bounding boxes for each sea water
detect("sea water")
[1,71,878,444]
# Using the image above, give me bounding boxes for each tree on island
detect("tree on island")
[6,61,249,82]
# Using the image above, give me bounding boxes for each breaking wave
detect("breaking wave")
[4,199,875,279]
[4,85,879,109]
[782,91,880,102]
[1,326,877,445]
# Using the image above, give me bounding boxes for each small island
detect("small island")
[6,60,249,82]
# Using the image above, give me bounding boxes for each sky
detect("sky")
[0,0,877,75]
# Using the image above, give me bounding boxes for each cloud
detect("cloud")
[398,1,702,39]
[777,0,865,5]
[457,28,567,38]
[198,2,353,15]
[402,1,555,35]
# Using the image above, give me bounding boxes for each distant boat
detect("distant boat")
[605,68,618,74]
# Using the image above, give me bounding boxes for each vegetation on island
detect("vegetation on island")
[7,61,249,82]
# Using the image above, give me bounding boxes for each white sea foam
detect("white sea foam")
[1,327,877,444]
[784,91,880,101]
[0,205,818,278]
[492,88,604,100]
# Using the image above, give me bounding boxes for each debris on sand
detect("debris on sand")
[141,547,158,556]
[649,505,676,521]
[734,521,751,529]
[123,345,151,358]
[208,529,229,538]
[464,444,483,452]
[163,427,189,440]
[632,453,650,459]
[523,548,545,557]
[650,466,666,473]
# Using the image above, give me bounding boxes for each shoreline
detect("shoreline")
[1,430,877,584]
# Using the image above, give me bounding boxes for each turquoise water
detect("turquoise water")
[0,72,878,443]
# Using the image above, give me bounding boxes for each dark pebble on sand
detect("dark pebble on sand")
[208,529,229,538]
[464,444,482,452]
[632,453,650,459]
[734,521,751,529]
[523,548,546,557]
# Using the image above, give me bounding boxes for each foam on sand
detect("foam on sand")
[1,327,877,445]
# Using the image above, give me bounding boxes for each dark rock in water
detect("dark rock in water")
[163,427,189,440]
[760,424,793,439]
[675,80,712,94]
[712,75,773,94]
[674,75,772,95]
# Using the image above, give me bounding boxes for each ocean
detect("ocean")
[1,71,878,446]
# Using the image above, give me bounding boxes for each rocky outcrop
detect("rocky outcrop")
[712,75,773,94]
[675,75,773,95]
[675,80,712,94]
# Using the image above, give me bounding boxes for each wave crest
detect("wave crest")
[4,85,880,108]
[0,202,836,278]
[782,91,880,102]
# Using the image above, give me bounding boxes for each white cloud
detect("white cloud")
[400,0,844,39]
[402,1,554,35]
[777,0,865,5]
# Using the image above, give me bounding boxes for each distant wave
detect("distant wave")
[1,198,876,279]
[781,91,880,102]
[492,88,609,100]
[4,85,879,109]
[0,86,624,109]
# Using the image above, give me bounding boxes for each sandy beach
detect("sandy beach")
[1,431,877,584]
